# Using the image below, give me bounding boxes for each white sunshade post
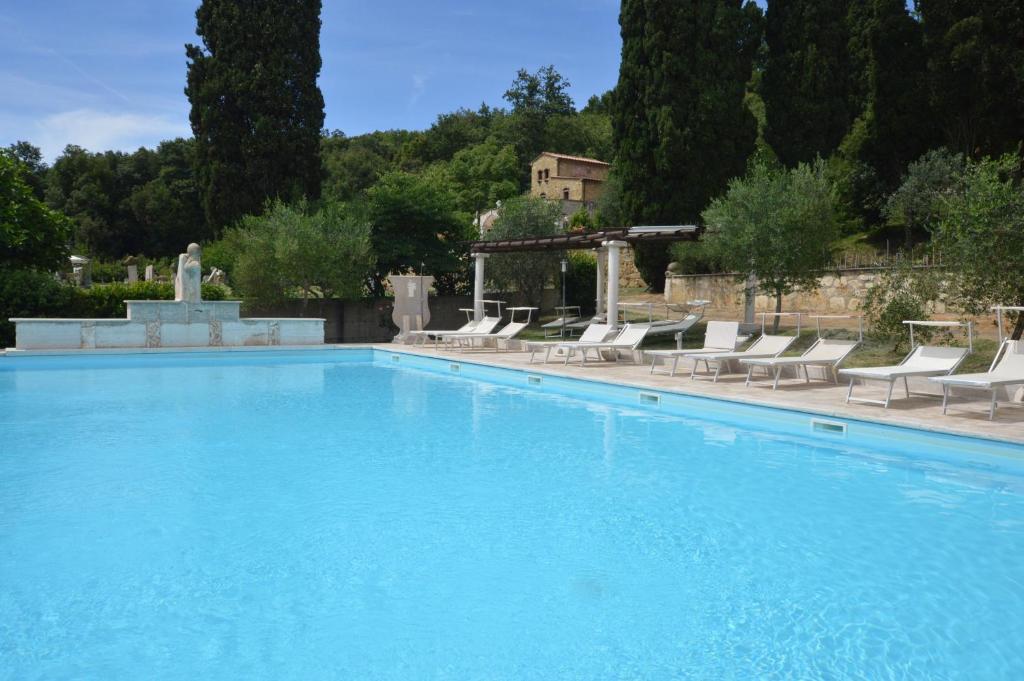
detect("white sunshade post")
[992,305,1024,344]
[472,253,489,322]
[812,314,864,342]
[903,320,974,353]
[603,240,627,330]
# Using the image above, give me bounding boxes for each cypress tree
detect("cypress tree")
[918,0,1024,158]
[859,0,937,189]
[611,0,762,291]
[185,0,325,232]
[762,0,858,166]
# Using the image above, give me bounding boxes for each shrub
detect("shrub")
[0,268,76,347]
[862,261,943,353]
[564,251,597,315]
[71,281,227,318]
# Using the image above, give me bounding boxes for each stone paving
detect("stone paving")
[378,342,1024,446]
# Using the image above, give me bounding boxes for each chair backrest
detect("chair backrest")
[703,321,740,350]
[745,334,795,356]
[903,345,969,371]
[991,339,1024,376]
[800,337,859,362]
[455,319,479,333]
[610,324,649,348]
[474,317,501,334]
[496,322,528,339]
[579,323,613,343]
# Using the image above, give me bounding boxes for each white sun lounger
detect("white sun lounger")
[525,323,615,363]
[449,321,530,352]
[430,317,501,349]
[741,338,861,390]
[542,306,582,338]
[931,339,1024,420]
[840,320,972,408]
[690,333,797,382]
[406,318,479,346]
[740,315,863,390]
[562,324,650,365]
[645,321,743,376]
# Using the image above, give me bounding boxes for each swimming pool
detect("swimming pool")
[2,348,1023,679]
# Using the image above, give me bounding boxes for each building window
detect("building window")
[544,169,550,180]
[537,170,543,182]
[539,193,546,199]
[562,188,570,200]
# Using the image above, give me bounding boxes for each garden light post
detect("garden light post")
[560,258,568,338]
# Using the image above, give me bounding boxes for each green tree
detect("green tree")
[185,0,325,232]
[1,151,72,271]
[364,171,469,295]
[933,154,1024,339]
[834,0,938,230]
[919,0,1024,158]
[485,196,563,309]
[884,148,965,248]
[227,199,374,308]
[447,140,520,226]
[499,65,576,187]
[702,160,840,329]
[763,0,859,167]
[612,0,763,291]
[5,141,47,199]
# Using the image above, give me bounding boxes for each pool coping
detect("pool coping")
[371,344,1024,448]
[3,342,1022,448]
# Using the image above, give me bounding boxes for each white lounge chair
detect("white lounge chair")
[431,316,501,349]
[645,321,742,376]
[562,324,650,365]
[690,333,797,382]
[932,339,1024,420]
[406,318,478,346]
[450,321,530,352]
[741,338,861,390]
[740,315,863,390]
[525,323,614,363]
[840,320,973,408]
[542,306,582,338]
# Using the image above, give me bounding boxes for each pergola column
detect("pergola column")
[472,252,489,321]
[603,240,627,329]
[595,247,607,320]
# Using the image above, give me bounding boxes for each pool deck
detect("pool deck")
[376,343,1024,446]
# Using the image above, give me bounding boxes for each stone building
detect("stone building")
[530,152,610,217]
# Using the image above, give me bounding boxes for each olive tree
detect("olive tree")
[702,160,840,331]
[933,154,1024,339]
[485,196,563,309]
[227,199,374,309]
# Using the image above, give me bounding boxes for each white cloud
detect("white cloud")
[31,109,191,161]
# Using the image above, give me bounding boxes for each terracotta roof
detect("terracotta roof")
[532,152,611,166]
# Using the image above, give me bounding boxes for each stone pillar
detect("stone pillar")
[595,247,607,320]
[126,265,138,283]
[472,253,489,322]
[144,265,154,281]
[603,241,627,329]
[743,272,757,332]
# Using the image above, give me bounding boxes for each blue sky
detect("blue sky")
[2,1,779,161]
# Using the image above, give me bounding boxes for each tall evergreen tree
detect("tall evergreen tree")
[762,0,858,166]
[185,0,325,232]
[918,0,1024,158]
[611,0,762,291]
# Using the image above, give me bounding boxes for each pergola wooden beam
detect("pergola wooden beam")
[465,225,700,254]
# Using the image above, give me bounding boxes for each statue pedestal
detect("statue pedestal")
[388,275,433,342]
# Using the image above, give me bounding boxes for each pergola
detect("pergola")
[465,225,700,328]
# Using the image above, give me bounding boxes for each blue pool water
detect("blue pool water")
[2,350,1023,679]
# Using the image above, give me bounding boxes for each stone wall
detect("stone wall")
[618,246,646,290]
[664,268,893,316]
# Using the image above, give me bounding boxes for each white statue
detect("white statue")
[204,267,226,285]
[175,243,203,303]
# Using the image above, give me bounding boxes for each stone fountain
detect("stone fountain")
[10,243,325,350]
